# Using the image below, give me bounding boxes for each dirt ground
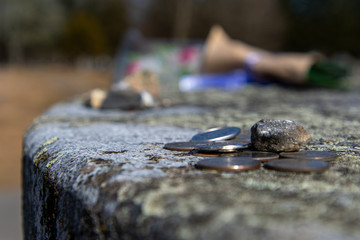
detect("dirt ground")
[0,64,111,189]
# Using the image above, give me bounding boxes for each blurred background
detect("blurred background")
[1,0,360,239]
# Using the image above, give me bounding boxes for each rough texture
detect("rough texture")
[23,81,360,240]
[251,119,311,152]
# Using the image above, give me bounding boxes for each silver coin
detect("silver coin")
[204,127,222,132]
[191,127,241,142]
[195,141,250,153]
[279,151,338,161]
[163,141,209,151]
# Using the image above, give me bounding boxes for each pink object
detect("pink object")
[178,47,198,64]
[125,62,140,75]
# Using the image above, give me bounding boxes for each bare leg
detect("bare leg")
[202,25,323,84]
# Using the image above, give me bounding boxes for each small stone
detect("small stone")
[101,90,142,110]
[251,119,311,152]
[89,89,107,109]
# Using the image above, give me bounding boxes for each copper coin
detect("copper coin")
[191,127,241,142]
[232,151,279,162]
[163,141,209,151]
[195,157,261,171]
[195,141,250,153]
[263,158,330,173]
[279,151,338,161]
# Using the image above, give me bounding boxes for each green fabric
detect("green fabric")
[307,61,349,89]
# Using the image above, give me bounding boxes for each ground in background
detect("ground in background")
[0,65,111,189]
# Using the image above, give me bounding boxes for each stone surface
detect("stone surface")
[251,119,311,152]
[23,82,360,240]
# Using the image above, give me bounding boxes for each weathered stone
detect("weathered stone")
[251,119,311,152]
[23,81,360,240]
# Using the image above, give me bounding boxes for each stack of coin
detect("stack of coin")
[195,157,261,172]
[195,141,250,153]
[190,127,241,142]
[164,141,210,151]
[230,151,279,162]
[163,126,339,173]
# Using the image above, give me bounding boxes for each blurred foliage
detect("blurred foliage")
[140,0,288,51]
[0,0,65,62]
[60,0,128,59]
[61,12,109,57]
[141,0,360,55]
[0,0,128,62]
[280,0,360,55]
[1,0,360,63]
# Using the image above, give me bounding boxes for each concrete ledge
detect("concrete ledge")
[23,86,360,239]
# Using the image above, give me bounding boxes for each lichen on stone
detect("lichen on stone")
[46,153,65,168]
[40,136,59,148]
[34,148,49,166]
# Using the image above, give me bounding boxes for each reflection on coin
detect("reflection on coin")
[195,157,261,171]
[191,127,241,142]
[195,141,250,153]
[204,127,222,132]
[164,141,209,151]
[233,151,279,162]
[279,151,338,161]
[263,158,330,173]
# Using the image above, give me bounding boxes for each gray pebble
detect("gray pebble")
[251,119,311,152]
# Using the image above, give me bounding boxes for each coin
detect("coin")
[195,157,261,171]
[279,151,338,161]
[233,151,279,162]
[191,127,241,142]
[232,134,251,142]
[190,149,222,157]
[190,150,247,157]
[163,141,209,151]
[195,141,250,153]
[263,158,330,173]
